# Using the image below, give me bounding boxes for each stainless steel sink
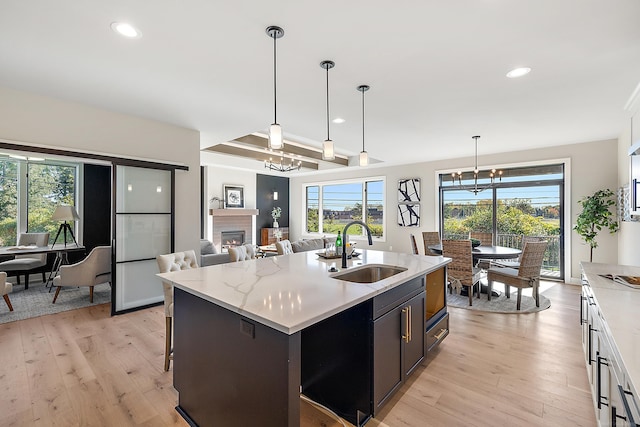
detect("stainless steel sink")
[331,264,408,284]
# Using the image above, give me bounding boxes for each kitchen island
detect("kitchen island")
[158,249,450,427]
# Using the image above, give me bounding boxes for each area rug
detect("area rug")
[0,280,111,324]
[447,287,551,313]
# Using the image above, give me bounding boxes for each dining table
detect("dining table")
[428,244,522,296]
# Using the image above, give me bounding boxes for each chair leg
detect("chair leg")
[89,286,94,303]
[164,316,172,371]
[505,284,510,298]
[42,272,46,282]
[534,279,540,307]
[25,274,29,290]
[516,289,522,310]
[487,279,493,301]
[52,286,62,303]
[3,294,13,311]
[468,286,473,306]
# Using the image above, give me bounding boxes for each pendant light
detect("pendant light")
[266,26,284,149]
[320,60,336,160]
[451,135,503,195]
[357,85,370,166]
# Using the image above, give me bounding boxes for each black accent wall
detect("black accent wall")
[256,174,289,244]
[83,164,111,254]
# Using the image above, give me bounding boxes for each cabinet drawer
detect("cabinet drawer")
[426,312,449,352]
[373,276,424,319]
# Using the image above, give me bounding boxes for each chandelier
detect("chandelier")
[264,152,301,172]
[451,136,502,195]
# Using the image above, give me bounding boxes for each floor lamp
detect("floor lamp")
[51,205,80,248]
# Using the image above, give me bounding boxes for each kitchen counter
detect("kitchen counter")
[158,249,450,334]
[580,262,640,420]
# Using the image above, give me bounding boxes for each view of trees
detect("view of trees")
[444,198,560,237]
[0,160,76,246]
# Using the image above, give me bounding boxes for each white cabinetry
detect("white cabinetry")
[581,266,640,426]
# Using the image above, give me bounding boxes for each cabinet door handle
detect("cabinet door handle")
[407,305,412,343]
[634,179,639,210]
[618,385,639,427]
[401,307,410,343]
[597,353,609,409]
[580,294,586,325]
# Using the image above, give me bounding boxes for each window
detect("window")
[304,178,385,238]
[0,157,78,246]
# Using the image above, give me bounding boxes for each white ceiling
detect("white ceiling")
[1,1,640,173]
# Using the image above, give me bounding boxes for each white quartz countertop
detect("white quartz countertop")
[581,262,640,399]
[158,249,450,334]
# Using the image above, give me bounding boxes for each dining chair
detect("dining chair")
[0,232,50,289]
[275,239,293,255]
[469,232,493,246]
[491,235,545,269]
[156,250,199,371]
[487,240,548,310]
[1,272,13,312]
[51,246,111,304]
[409,234,419,255]
[422,231,440,255]
[470,232,494,271]
[442,239,482,306]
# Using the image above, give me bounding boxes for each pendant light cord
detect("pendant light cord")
[362,89,366,152]
[326,66,330,140]
[273,34,277,124]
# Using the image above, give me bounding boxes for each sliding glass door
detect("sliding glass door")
[440,163,564,280]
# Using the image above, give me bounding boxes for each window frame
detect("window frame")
[302,176,386,241]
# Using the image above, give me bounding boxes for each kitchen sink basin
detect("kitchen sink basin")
[331,264,408,284]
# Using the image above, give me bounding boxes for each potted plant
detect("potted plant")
[574,189,619,262]
[271,206,282,228]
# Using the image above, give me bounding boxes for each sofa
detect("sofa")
[200,239,231,266]
[290,237,337,253]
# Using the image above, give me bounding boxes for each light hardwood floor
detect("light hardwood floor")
[0,282,595,426]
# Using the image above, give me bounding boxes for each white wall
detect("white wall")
[0,85,201,253]
[290,138,618,281]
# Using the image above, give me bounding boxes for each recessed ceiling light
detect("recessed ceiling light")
[332,118,345,124]
[111,22,142,38]
[506,67,531,78]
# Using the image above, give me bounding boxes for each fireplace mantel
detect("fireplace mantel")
[210,209,259,217]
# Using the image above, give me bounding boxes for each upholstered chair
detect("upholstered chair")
[1,272,13,312]
[275,239,293,255]
[156,250,199,371]
[228,244,257,262]
[422,231,441,256]
[0,232,49,289]
[442,239,482,306]
[52,246,111,304]
[487,240,548,310]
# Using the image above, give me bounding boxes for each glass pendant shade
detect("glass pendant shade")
[269,123,283,149]
[359,151,369,166]
[322,139,335,160]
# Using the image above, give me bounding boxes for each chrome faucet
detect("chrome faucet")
[342,220,373,268]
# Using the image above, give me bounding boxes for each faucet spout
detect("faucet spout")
[342,220,373,268]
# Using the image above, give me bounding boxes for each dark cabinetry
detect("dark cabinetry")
[372,289,425,413]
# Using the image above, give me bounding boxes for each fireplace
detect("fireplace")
[221,230,245,248]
